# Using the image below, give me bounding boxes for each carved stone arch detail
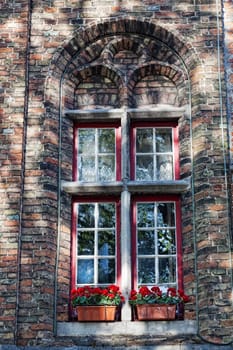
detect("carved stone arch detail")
[62,64,125,109]
[101,35,149,64]
[127,62,188,108]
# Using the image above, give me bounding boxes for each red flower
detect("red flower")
[167,287,177,297]
[151,286,162,297]
[129,289,137,300]
[108,284,119,293]
[108,293,115,299]
[139,286,151,297]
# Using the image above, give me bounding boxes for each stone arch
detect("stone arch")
[63,64,125,109]
[127,62,188,108]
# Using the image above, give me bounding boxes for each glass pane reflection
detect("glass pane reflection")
[77,259,94,284]
[159,257,176,283]
[77,204,94,228]
[78,231,94,255]
[98,231,115,255]
[98,258,115,283]
[138,258,155,284]
[138,230,155,255]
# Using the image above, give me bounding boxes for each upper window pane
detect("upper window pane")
[135,127,174,181]
[77,127,116,182]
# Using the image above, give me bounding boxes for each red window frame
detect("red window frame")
[131,194,183,291]
[130,121,180,181]
[73,122,122,181]
[71,196,121,290]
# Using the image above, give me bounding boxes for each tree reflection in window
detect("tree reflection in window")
[136,201,177,287]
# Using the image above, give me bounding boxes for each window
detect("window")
[70,115,184,315]
[131,122,179,181]
[131,195,182,290]
[72,198,121,287]
[74,123,121,182]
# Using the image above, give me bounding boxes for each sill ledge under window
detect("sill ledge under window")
[61,180,190,196]
[57,320,197,337]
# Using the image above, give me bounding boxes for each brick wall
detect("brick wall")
[0,0,233,347]
[0,0,29,344]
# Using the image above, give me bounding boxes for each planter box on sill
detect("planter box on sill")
[76,305,117,322]
[136,304,176,321]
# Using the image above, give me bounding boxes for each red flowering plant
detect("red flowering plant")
[129,286,190,305]
[71,285,125,307]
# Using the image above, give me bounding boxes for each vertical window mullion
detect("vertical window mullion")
[154,203,158,285]
[153,128,157,181]
[95,129,99,182]
[94,203,98,285]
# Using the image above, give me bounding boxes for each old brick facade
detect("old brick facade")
[0,0,233,348]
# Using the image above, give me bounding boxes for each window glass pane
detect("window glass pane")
[98,155,115,181]
[77,259,94,284]
[136,128,153,153]
[78,204,95,228]
[157,155,173,180]
[98,258,115,284]
[159,257,176,284]
[136,155,153,180]
[157,203,175,227]
[137,203,155,227]
[79,156,95,181]
[98,129,115,153]
[156,129,172,152]
[78,231,94,255]
[98,231,115,255]
[138,230,155,255]
[79,129,95,153]
[138,258,155,284]
[98,203,115,227]
[158,229,176,255]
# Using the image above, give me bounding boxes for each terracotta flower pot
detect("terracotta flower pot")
[136,304,176,320]
[76,305,117,321]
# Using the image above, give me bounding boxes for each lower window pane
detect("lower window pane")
[158,229,176,255]
[136,155,153,180]
[98,231,115,255]
[138,258,155,284]
[78,231,94,255]
[98,258,115,284]
[98,155,115,181]
[79,156,96,181]
[138,230,155,255]
[77,259,94,284]
[159,257,176,283]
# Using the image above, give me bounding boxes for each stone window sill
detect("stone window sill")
[57,320,197,337]
[61,180,190,195]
